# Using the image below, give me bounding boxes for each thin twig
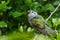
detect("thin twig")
[46,4,60,21]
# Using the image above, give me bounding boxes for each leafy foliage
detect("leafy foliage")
[0,0,60,40]
[9,11,23,18]
[0,0,11,12]
[0,21,7,28]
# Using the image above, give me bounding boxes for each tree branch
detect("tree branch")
[46,4,60,21]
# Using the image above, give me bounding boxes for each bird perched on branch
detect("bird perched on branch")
[28,10,58,36]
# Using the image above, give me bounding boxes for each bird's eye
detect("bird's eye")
[32,12,33,13]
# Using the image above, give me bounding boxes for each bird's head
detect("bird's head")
[28,10,38,20]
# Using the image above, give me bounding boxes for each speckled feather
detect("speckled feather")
[28,10,57,36]
[30,15,45,29]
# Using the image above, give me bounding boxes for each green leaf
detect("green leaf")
[19,26,23,32]
[57,33,60,40]
[53,1,60,5]
[32,2,41,12]
[27,27,34,32]
[10,11,23,18]
[44,4,55,11]
[0,21,7,28]
[52,18,60,26]
[33,34,51,40]
[32,2,41,6]
[0,1,11,12]
[25,0,32,4]
[48,20,52,27]
[43,0,47,1]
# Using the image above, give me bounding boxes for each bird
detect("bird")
[28,10,58,36]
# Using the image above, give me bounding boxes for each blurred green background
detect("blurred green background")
[0,0,60,40]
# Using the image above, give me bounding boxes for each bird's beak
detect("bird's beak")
[28,10,32,13]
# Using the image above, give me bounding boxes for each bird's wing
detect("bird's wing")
[29,15,57,36]
[30,15,46,28]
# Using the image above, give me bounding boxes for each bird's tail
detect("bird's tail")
[45,25,58,36]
